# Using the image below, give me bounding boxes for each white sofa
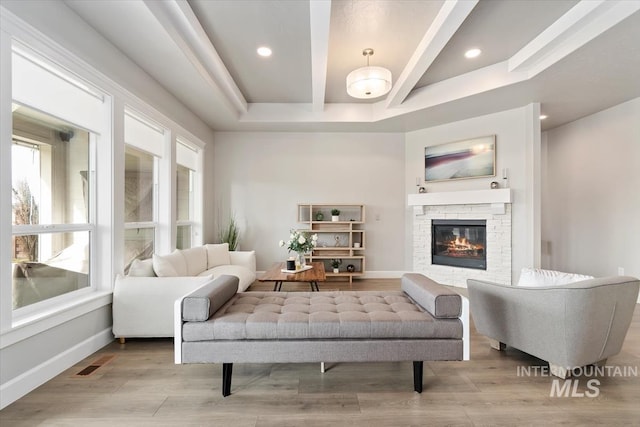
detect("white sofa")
[112,243,256,340]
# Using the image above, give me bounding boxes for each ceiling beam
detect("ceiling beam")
[309,0,331,112]
[509,0,640,77]
[143,0,247,116]
[384,0,478,109]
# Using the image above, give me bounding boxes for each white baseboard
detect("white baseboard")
[360,271,407,279]
[0,327,113,410]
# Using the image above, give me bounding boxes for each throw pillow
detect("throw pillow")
[517,267,594,287]
[153,250,188,277]
[127,258,156,277]
[205,243,231,269]
[181,246,208,276]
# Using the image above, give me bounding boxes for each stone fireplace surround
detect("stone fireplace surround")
[409,190,512,287]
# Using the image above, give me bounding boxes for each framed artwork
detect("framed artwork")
[425,135,496,182]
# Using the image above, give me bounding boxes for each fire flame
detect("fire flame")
[446,236,483,255]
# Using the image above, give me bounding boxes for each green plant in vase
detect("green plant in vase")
[331,209,340,222]
[279,229,318,270]
[330,258,342,273]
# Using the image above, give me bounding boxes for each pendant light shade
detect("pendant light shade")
[346,48,392,99]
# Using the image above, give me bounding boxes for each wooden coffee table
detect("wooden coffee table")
[259,262,326,292]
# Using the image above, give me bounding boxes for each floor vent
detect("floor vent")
[74,354,116,377]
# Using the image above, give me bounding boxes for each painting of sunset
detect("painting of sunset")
[425,135,495,182]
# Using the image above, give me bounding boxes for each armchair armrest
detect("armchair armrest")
[229,250,256,272]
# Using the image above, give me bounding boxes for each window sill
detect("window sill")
[0,290,113,349]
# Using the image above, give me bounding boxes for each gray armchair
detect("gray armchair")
[467,276,639,377]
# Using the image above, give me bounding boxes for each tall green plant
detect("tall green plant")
[219,216,239,251]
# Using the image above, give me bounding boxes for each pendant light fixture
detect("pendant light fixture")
[346,48,392,99]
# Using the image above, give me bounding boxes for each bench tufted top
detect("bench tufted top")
[181,291,462,342]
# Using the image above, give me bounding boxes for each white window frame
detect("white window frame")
[123,109,165,265]
[7,43,108,325]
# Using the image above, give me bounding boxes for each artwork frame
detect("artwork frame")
[424,135,496,182]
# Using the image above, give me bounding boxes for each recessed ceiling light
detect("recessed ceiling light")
[464,48,481,59]
[539,114,548,120]
[257,46,272,57]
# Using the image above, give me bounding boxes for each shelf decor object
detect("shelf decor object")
[297,203,365,286]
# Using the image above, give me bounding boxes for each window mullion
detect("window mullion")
[12,223,93,235]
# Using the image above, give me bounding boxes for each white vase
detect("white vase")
[333,268,339,273]
[331,215,339,222]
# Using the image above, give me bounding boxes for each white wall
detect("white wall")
[542,98,640,280]
[210,132,406,274]
[405,105,541,282]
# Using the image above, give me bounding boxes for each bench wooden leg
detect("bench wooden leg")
[413,361,423,393]
[222,363,233,397]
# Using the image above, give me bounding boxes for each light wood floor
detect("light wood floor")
[2,279,639,426]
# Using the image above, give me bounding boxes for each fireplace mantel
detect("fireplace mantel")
[408,189,511,207]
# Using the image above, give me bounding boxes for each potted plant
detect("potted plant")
[219,215,239,251]
[330,258,342,273]
[315,211,324,221]
[331,208,340,222]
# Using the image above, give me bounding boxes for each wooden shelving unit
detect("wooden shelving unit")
[297,203,365,285]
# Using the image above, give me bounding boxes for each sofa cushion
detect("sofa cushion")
[153,250,187,277]
[128,258,156,277]
[517,268,594,287]
[181,246,208,276]
[198,265,256,292]
[401,273,461,318]
[206,243,231,269]
[182,291,463,342]
[182,275,239,322]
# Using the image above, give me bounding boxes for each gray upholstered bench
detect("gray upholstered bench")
[174,273,469,396]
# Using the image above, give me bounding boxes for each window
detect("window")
[124,146,157,270]
[176,163,193,249]
[176,139,201,249]
[11,106,92,309]
[9,42,105,314]
[123,110,164,271]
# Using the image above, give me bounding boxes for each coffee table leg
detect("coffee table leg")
[274,281,283,291]
[309,281,319,292]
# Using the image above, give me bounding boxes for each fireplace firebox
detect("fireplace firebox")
[432,219,486,270]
